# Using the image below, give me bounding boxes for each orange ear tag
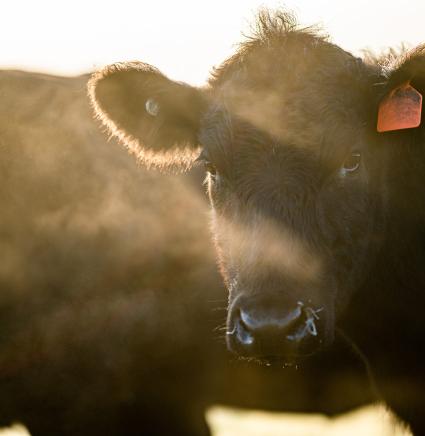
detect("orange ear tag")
[377,82,422,132]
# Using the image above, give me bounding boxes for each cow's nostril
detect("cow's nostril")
[239,308,262,331]
[235,310,255,346]
[286,303,323,342]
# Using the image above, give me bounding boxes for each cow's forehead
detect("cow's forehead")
[208,32,379,151]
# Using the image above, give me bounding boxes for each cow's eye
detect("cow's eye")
[341,152,361,175]
[204,160,217,175]
[196,150,217,175]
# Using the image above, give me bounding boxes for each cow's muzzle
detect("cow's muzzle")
[226,295,325,361]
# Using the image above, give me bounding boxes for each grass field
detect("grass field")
[0,404,411,436]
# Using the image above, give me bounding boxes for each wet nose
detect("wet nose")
[227,298,323,359]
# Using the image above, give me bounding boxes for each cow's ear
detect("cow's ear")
[377,46,425,134]
[88,62,206,171]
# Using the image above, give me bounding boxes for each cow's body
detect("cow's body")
[90,10,425,435]
[0,69,220,435]
[0,69,379,436]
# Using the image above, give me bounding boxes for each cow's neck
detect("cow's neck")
[339,146,425,369]
[385,141,425,282]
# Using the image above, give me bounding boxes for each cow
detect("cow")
[89,9,425,435]
[0,68,378,435]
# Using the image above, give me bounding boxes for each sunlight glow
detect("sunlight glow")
[1,1,425,85]
[0,3,422,435]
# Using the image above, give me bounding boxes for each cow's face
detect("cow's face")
[89,11,425,362]
[197,41,385,360]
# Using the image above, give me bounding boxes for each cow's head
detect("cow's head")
[89,11,425,363]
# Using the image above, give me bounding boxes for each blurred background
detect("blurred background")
[2,0,425,85]
[0,1,423,435]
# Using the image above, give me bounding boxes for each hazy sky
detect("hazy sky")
[2,0,425,85]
